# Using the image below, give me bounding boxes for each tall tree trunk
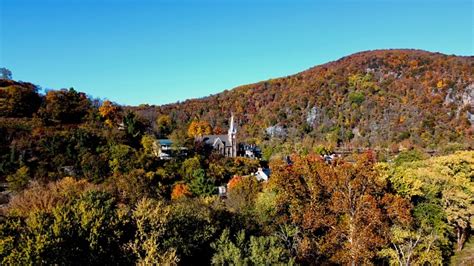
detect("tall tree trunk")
[456,227,467,252]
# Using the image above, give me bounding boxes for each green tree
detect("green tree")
[207,163,226,184]
[254,186,279,227]
[211,229,295,265]
[188,169,215,197]
[169,127,192,150]
[40,88,91,124]
[6,166,30,192]
[379,203,450,265]
[80,152,109,183]
[109,144,135,174]
[226,176,260,215]
[1,190,129,265]
[348,91,365,105]
[393,149,426,166]
[156,114,172,138]
[0,83,41,117]
[119,111,148,149]
[123,111,145,141]
[229,157,260,176]
[180,156,201,182]
[52,191,127,263]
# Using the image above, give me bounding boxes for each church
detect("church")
[202,114,238,157]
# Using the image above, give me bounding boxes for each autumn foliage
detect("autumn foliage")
[226,175,242,190]
[99,100,121,127]
[187,120,212,138]
[0,50,473,265]
[171,183,191,200]
[269,153,412,264]
[147,49,473,150]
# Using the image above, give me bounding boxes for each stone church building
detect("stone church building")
[202,114,238,157]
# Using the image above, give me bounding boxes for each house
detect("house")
[202,114,238,157]
[157,139,173,160]
[156,139,187,160]
[217,186,227,198]
[239,144,261,159]
[255,167,270,182]
[321,153,341,163]
[158,139,173,151]
[322,154,335,163]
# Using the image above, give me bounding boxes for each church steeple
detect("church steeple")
[228,113,237,135]
[228,113,237,157]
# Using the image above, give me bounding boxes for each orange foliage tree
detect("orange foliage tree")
[270,152,411,264]
[227,175,243,190]
[171,183,191,200]
[212,126,225,134]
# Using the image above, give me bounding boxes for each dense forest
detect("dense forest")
[136,49,473,157]
[0,50,473,265]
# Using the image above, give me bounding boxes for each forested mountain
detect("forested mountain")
[142,49,473,151]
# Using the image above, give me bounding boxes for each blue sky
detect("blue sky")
[0,0,472,105]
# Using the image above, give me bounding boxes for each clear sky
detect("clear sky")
[0,0,472,106]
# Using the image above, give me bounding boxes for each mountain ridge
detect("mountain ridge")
[138,49,473,150]
[152,49,472,107]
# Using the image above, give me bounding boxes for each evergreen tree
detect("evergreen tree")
[189,169,215,197]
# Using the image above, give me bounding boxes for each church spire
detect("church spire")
[228,113,237,157]
[228,113,237,134]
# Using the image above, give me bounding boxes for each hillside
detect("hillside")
[144,49,473,150]
[1,50,473,265]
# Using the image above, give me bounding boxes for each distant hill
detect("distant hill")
[142,49,473,149]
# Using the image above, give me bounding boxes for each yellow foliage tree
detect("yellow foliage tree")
[436,80,445,89]
[187,120,212,138]
[156,114,172,137]
[99,100,120,127]
[387,151,474,252]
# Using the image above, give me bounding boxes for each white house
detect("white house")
[156,139,187,160]
[255,167,270,182]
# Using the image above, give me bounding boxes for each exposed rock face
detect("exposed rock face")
[306,107,319,126]
[266,125,286,138]
[467,111,474,125]
[444,84,473,105]
[444,88,456,105]
[464,84,474,126]
[462,83,474,108]
[352,127,362,138]
[444,83,474,120]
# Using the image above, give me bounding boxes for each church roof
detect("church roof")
[202,135,231,147]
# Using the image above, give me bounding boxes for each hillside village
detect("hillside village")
[0,50,473,265]
[148,114,268,197]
